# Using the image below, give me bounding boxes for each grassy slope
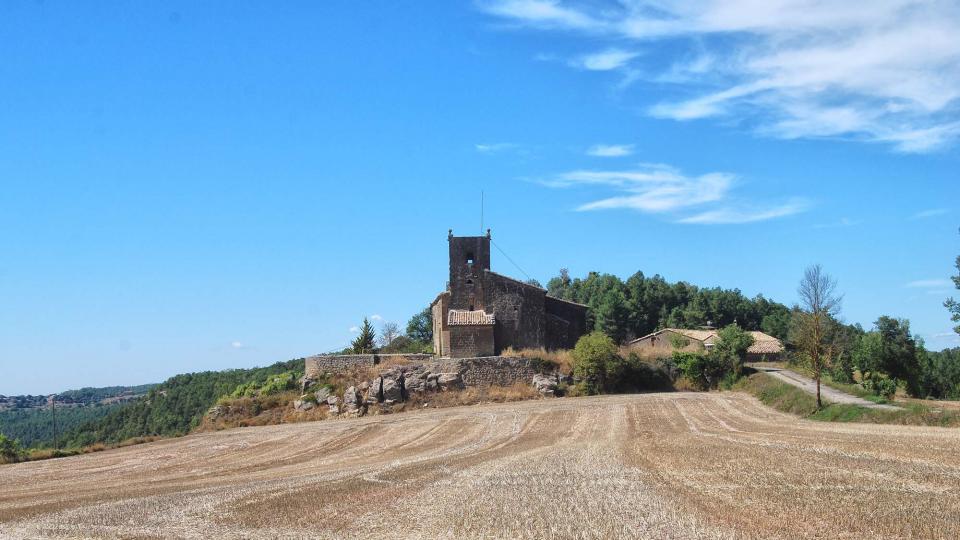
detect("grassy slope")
[735,372,960,427]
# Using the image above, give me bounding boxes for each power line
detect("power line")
[491,239,534,282]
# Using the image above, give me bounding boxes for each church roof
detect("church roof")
[447,309,495,326]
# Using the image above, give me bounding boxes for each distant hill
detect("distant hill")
[0,384,157,448]
[64,358,304,448]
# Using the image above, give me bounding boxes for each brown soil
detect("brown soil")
[1,392,959,539]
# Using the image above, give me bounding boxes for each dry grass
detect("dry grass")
[2,393,959,539]
[500,347,574,375]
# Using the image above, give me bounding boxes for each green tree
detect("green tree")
[791,264,842,408]
[572,332,622,394]
[405,307,433,343]
[351,318,377,354]
[0,433,25,463]
[595,289,629,344]
[946,239,960,335]
[873,316,921,395]
[708,324,754,382]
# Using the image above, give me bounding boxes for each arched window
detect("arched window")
[466,252,475,264]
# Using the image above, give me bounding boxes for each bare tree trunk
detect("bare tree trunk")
[816,373,822,409]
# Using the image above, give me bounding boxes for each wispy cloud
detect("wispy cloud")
[541,162,807,224]
[475,142,520,153]
[479,0,960,152]
[348,326,360,333]
[369,314,383,321]
[586,143,634,157]
[911,208,949,219]
[677,200,809,225]
[906,279,953,288]
[571,48,639,71]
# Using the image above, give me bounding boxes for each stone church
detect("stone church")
[431,230,588,358]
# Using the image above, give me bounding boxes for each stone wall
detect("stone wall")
[433,356,540,387]
[448,325,494,358]
[304,353,434,379]
[485,271,546,353]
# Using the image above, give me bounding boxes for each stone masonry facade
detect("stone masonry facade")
[431,230,588,358]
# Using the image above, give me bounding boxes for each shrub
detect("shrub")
[673,351,723,390]
[0,433,25,464]
[862,373,897,400]
[572,332,622,394]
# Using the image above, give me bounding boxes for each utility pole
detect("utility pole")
[50,394,58,452]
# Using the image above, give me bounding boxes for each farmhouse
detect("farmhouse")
[431,230,588,358]
[629,328,784,362]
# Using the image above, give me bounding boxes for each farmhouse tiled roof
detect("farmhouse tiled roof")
[448,309,495,326]
[746,331,785,354]
[630,328,784,354]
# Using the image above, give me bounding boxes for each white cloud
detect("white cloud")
[911,208,949,219]
[479,0,960,152]
[348,326,360,333]
[369,314,383,321]
[677,200,809,224]
[475,142,519,153]
[586,144,634,157]
[541,162,806,224]
[230,341,244,349]
[572,48,639,71]
[906,279,954,288]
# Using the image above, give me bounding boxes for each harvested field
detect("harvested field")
[2,392,959,539]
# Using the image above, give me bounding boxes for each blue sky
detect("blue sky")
[1,1,958,395]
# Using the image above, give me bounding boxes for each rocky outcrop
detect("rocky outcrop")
[437,372,463,391]
[326,395,340,415]
[293,396,317,411]
[343,386,362,415]
[300,356,560,418]
[532,374,558,396]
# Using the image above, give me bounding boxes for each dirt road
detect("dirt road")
[752,365,901,410]
[2,392,958,539]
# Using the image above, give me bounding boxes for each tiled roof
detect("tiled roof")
[671,329,717,342]
[448,309,495,326]
[746,331,784,354]
[631,328,784,354]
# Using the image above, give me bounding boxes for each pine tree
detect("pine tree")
[351,318,377,353]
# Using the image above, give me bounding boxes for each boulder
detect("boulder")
[532,374,558,397]
[437,372,463,391]
[366,377,383,404]
[294,399,316,411]
[381,376,403,402]
[300,377,318,393]
[404,375,427,394]
[327,395,341,415]
[314,387,331,403]
[343,386,362,413]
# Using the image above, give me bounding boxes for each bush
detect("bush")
[572,332,622,394]
[673,351,724,390]
[0,433,25,464]
[862,373,897,400]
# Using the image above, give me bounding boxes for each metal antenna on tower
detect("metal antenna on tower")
[480,190,484,234]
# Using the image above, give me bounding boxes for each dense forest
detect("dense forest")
[0,384,157,448]
[0,405,119,448]
[64,359,303,447]
[546,269,792,342]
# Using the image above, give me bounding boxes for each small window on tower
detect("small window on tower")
[466,252,475,264]
[466,279,473,285]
